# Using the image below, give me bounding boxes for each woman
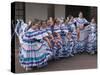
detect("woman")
[67,15,78,55]
[74,12,89,53]
[18,21,52,70]
[60,18,69,57]
[52,18,63,58]
[40,20,53,60]
[86,18,97,54]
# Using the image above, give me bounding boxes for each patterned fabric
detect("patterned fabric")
[53,24,61,33]
[71,31,78,54]
[86,23,97,53]
[19,28,52,68]
[75,17,89,52]
[51,24,63,58]
[15,20,28,44]
[15,19,97,70]
[40,28,53,60]
[51,39,63,58]
[46,26,52,34]
[67,40,74,56]
[60,23,68,33]
[59,24,69,57]
[19,47,47,67]
[67,22,76,32]
[75,17,88,27]
[76,29,88,52]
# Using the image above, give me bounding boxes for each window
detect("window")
[15,2,25,21]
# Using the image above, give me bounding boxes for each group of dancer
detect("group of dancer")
[15,12,97,70]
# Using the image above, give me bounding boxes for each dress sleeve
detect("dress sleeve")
[15,20,21,36]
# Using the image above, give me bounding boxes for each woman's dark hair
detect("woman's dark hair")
[68,15,73,20]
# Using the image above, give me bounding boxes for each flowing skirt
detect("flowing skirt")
[59,31,69,57]
[19,41,53,68]
[86,32,97,53]
[76,29,88,52]
[51,39,62,59]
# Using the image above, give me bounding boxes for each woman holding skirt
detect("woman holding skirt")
[17,21,52,70]
[74,12,89,53]
[86,18,97,54]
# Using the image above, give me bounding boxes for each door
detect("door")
[65,5,91,21]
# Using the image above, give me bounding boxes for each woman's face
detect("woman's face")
[42,22,47,28]
[79,12,83,18]
[56,18,60,25]
[32,25,36,30]
[48,21,53,26]
[70,16,74,22]
[49,17,53,21]
[67,17,69,20]
[91,18,95,23]
[38,24,41,29]
[28,20,32,26]
[56,21,60,25]
[42,22,46,26]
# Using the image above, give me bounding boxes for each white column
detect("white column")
[25,3,48,23]
[54,5,65,19]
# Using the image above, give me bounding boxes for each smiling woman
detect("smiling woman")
[11,1,97,73]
